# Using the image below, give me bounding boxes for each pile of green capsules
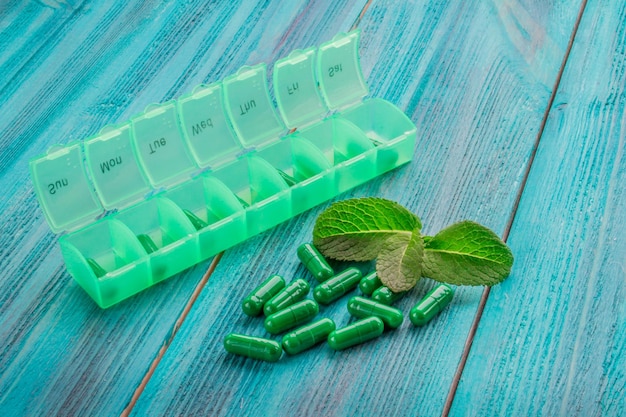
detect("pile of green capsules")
[224,243,454,362]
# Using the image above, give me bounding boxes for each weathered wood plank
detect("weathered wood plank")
[0,1,87,94]
[0,1,367,415]
[450,1,625,415]
[131,1,584,416]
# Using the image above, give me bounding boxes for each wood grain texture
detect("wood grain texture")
[451,0,625,415]
[131,1,584,416]
[0,1,367,416]
[0,0,84,94]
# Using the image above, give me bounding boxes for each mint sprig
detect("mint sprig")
[313,197,513,292]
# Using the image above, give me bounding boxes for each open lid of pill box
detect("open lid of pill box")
[273,31,368,129]
[29,31,369,234]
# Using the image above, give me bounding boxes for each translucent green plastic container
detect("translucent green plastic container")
[29,30,417,308]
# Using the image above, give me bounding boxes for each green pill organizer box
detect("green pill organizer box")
[29,31,417,308]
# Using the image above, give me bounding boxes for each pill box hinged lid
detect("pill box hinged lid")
[222,64,286,149]
[177,83,242,168]
[273,31,369,130]
[29,143,105,233]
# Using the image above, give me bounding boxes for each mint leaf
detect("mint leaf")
[376,228,423,292]
[312,198,514,292]
[313,197,421,261]
[422,221,513,286]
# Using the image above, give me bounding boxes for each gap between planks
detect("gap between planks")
[120,251,223,417]
[120,2,373,416]
[440,1,589,416]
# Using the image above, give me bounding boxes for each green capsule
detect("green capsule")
[359,271,383,295]
[276,169,297,186]
[87,258,106,278]
[371,286,406,305]
[242,275,286,316]
[183,209,209,230]
[297,243,334,282]
[327,316,384,350]
[347,296,403,329]
[264,278,310,316]
[264,299,319,334]
[281,318,336,355]
[313,267,362,305]
[410,284,454,326]
[137,233,159,254]
[223,333,282,362]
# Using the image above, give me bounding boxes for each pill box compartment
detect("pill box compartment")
[254,135,334,215]
[208,155,291,236]
[59,219,150,308]
[341,98,417,175]
[113,198,198,284]
[162,176,247,259]
[298,116,376,193]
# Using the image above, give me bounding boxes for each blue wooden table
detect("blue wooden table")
[1,1,624,416]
